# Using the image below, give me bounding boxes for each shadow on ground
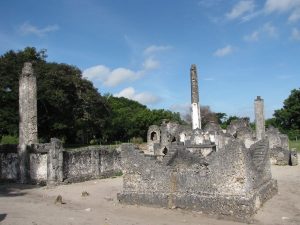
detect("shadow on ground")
[0,213,7,222]
[0,182,40,198]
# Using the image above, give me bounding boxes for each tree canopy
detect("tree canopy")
[104,95,183,143]
[0,47,110,144]
[272,88,300,139]
[0,47,183,144]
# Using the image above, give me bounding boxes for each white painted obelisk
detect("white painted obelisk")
[190,64,201,130]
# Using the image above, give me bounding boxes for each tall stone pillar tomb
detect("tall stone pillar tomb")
[190,64,201,130]
[18,62,38,183]
[254,96,265,140]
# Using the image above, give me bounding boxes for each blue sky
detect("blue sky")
[1,0,300,120]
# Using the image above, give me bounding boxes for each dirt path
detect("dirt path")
[1,160,299,225]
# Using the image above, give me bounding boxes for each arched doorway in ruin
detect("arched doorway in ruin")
[151,132,158,141]
[163,147,168,155]
[171,137,176,143]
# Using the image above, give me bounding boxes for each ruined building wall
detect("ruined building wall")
[63,146,121,183]
[0,143,121,184]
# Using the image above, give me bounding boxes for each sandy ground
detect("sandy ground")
[1,160,300,225]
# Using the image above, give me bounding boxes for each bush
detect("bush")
[89,139,98,145]
[0,135,18,144]
[289,140,300,152]
[130,137,144,144]
[287,129,300,141]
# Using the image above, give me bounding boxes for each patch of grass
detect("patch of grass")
[0,135,18,144]
[289,140,300,152]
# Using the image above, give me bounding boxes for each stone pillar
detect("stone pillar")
[254,96,265,140]
[18,62,38,183]
[190,64,201,130]
[47,138,63,185]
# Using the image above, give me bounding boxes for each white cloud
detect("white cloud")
[169,103,191,120]
[143,57,160,70]
[291,28,300,40]
[262,22,278,37]
[213,45,234,57]
[19,22,59,37]
[244,22,278,42]
[114,87,160,105]
[288,8,300,22]
[83,65,141,87]
[244,31,259,41]
[84,43,170,87]
[265,0,300,23]
[265,0,300,13]
[226,0,255,20]
[82,65,110,80]
[143,45,172,55]
[105,68,141,87]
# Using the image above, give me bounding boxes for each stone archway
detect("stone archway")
[151,132,158,141]
[163,147,168,155]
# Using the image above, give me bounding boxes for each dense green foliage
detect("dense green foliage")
[289,140,300,152]
[270,89,300,140]
[0,47,110,144]
[0,135,18,144]
[0,47,183,144]
[104,95,183,143]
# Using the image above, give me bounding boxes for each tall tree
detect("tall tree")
[273,88,300,139]
[0,47,109,144]
[104,95,183,143]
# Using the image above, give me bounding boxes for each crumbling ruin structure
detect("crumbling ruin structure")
[118,64,284,221]
[266,126,298,166]
[118,135,278,221]
[0,62,122,185]
[18,62,38,183]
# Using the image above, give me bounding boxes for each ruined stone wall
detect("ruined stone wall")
[266,127,298,166]
[0,152,19,180]
[29,153,47,182]
[63,146,121,183]
[0,143,121,184]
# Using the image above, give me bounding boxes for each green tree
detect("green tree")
[104,95,183,143]
[273,88,300,139]
[0,47,109,144]
[0,47,46,137]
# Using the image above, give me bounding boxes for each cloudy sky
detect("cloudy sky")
[1,0,300,120]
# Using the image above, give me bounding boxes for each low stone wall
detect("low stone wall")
[0,153,19,180]
[63,146,121,183]
[0,141,121,184]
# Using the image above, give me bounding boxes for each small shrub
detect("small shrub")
[111,171,123,178]
[289,140,300,152]
[0,135,18,144]
[130,137,144,144]
[89,139,98,145]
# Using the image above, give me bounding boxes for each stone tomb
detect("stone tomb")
[117,65,279,221]
[118,138,277,221]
